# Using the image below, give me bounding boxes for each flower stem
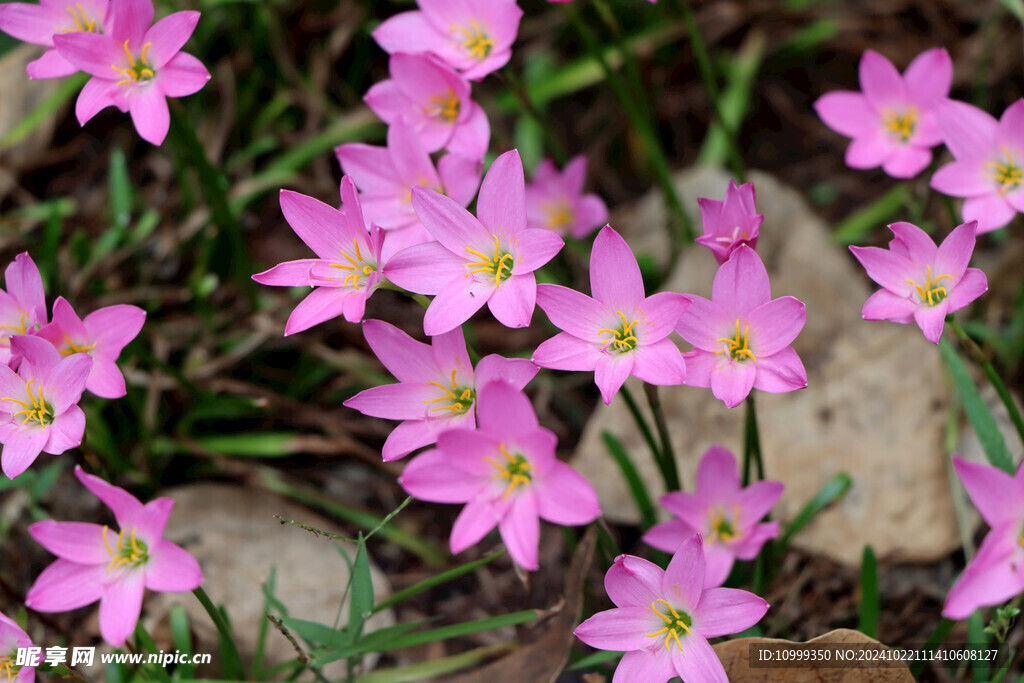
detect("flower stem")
[619,384,665,485]
[498,70,568,164]
[193,586,246,679]
[644,383,681,491]
[948,318,1024,452]
[742,393,764,485]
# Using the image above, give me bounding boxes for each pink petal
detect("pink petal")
[734,481,784,526]
[382,419,441,462]
[934,221,978,278]
[671,633,729,683]
[252,259,318,287]
[445,101,489,159]
[389,118,442,188]
[157,52,210,98]
[27,48,80,79]
[85,358,127,399]
[1,426,48,479]
[99,570,145,646]
[733,520,780,560]
[511,228,563,272]
[913,303,948,344]
[74,466,144,526]
[813,91,876,138]
[943,523,1023,620]
[697,446,740,500]
[858,50,906,106]
[449,494,509,554]
[711,245,770,316]
[845,130,895,170]
[680,349,717,388]
[279,190,349,261]
[50,296,87,339]
[343,382,435,420]
[142,10,198,68]
[438,152,483,206]
[630,338,686,386]
[76,77,125,124]
[962,193,1017,234]
[476,380,538,437]
[535,284,610,340]
[477,150,526,236]
[401,448,483,503]
[487,274,535,328]
[384,241,467,295]
[613,648,675,683]
[904,48,952,108]
[675,295,730,351]
[591,226,644,312]
[574,606,665,652]
[336,143,396,196]
[128,86,170,145]
[0,2,64,44]
[751,346,807,394]
[861,289,916,323]
[594,352,634,405]
[637,292,691,342]
[661,533,705,610]
[25,559,106,612]
[473,355,538,390]
[46,352,92,414]
[127,497,173,545]
[411,185,491,254]
[946,268,988,312]
[882,145,931,178]
[372,10,443,56]
[533,461,600,526]
[423,276,492,336]
[700,542,736,589]
[107,0,152,46]
[42,405,86,455]
[573,195,608,238]
[436,429,503,476]
[29,521,110,563]
[709,360,756,408]
[499,488,539,570]
[363,79,409,126]
[888,221,938,263]
[936,100,998,161]
[283,287,350,336]
[848,245,915,296]
[953,456,1024,527]
[745,296,806,357]
[5,253,46,327]
[360,319,437,383]
[531,332,602,371]
[605,554,665,608]
[145,539,203,591]
[12,334,61,376]
[643,518,698,554]
[659,491,707,529]
[52,31,122,77]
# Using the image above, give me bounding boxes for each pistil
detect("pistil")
[597,311,640,353]
[645,598,693,651]
[716,319,755,361]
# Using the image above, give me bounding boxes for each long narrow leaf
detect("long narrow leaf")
[602,431,657,529]
[858,545,879,638]
[373,550,505,615]
[780,473,852,547]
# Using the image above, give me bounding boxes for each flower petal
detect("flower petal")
[144,539,203,591]
[751,346,807,394]
[594,352,634,405]
[400,448,483,503]
[945,268,988,313]
[384,241,467,295]
[473,355,538,390]
[1,426,48,479]
[696,445,740,501]
[643,518,698,555]
[859,50,906,106]
[904,48,952,108]
[279,190,348,261]
[531,332,601,371]
[888,221,938,263]
[934,221,978,278]
[75,76,123,124]
[709,360,756,409]
[142,10,198,69]
[29,521,111,563]
[477,150,525,236]
[535,284,610,340]
[449,493,509,554]
[423,275,492,336]
[499,488,539,570]
[943,523,1023,620]
[533,462,600,526]
[930,160,990,198]
[613,648,675,683]
[637,292,690,342]
[411,185,491,254]
[630,338,686,386]
[52,31,122,77]
[605,554,665,608]
[662,534,705,610]
[962,193,1017,234]
[953,456,1024,527]
[25,559,106,612]
[813,91,876,138]
[42,405,86,455]
[671,634,729,683]
[848,245,915,296]
[99,570,145,646]
[711,245,770,317]
[283,287,351,336]
[574,606,664,652]
[734,481,784,527]
[128,86,170,146]
[511,228,563,272]
[157,52,210,98]
[591,226,644,312]
[745,296,805,358]
[936,100,999,161]
[487,273,535,329]
[882,145,931,179]
[476,380,538,437]
[74,465,144,528]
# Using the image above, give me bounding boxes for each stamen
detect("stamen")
[451,20,495,60]
[483,444,533,498]
[881,107,918,143]
[426,90,461,123]
[464,236,514,288]
[597,311,640,353]
[905,265,953,307]
[60,334,98,356]
[715,319,755,361]
[645,599,692,651]
[0,312,28,334]
[424,369,474,415]
[986,146,1024,193]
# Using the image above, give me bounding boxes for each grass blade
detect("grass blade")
[858,545,879,638]
[780,473,852,548]
[602,431,657,529]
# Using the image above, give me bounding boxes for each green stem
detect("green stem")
[742,393,764,485]
[619,384,664,481]
[499,70,567,164]
[193,586,246,679]
[948,318,1024,452]
[644,383,681,491]
[133,624,172,683]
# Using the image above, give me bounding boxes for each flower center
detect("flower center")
[986,146,1024,194]
[60,334,98,356]
[542,199,575,232]
[0,312,29,336]
[111,40,156,86]
[0,653,21,683]
[881,107,917,143]
[452,20,495,60]
[103,525,149,573]
[714,226,750,245]
[424,368,475,416]
[484,444,533,498]
[708,503,742,542]
[646,598,693,651]
[716,319,755,362]
[597,311,640,353]
[426,89,461,124]
[330,237,377,290]
[465,235,515,288]
[2,380,53,427]
[60,2,99,32]
[905,265,952,307]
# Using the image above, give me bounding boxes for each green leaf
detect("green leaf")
[353,644,516,683]
[831,185,910,245]
[858,545,879,638]
[910,618,955,677]
[0,73,88,149]
[940,339,1014,473]
[347,539,374,647]
[373,550,505,615]
[567,649,623,671]
[699,37,765,167]
[967,611,989,683]
[998,0,1024,25]
[780,473,852,547]
[193,432,299,458]
[170,605,197,679]
[277,616,346,649]
[602,431,657,529]
[109,146,132,232]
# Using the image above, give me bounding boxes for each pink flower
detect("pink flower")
[373,0,522,81]
[0,336,91,480]
[931,99,1024,233]
[943,457,1024,619]
[849,221,987,344]
[643,446,782,588]
[0,611,35,683]
[532,226,689,404]
[400,381,600,570]
[344,319,537,462]
[26,466,203,647]
[364,53,489,160]
[52,0,210,145]
[385,150,564,335]
[675,245,807,409]
[814,48,951,178]
[335,117,483,260]
[574,535,769,683]
[0,0,109,79]
[0,253,48,364]
[253,177,385,335]
[525,156,608,239]
[35,297,145,399]
[695,180,763,264]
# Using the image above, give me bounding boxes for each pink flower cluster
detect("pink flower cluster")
[816,48,1024,233]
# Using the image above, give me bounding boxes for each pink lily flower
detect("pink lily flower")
[943,457,1024,619]
[385,150,564,335]
[0,611,35,683]
[931,99,1024,233]
[344,319,537,462]
[372,0,522,81]
[675,245,807,409]
[574,534,769,683]
[400,380,600,570]
[532,226,689,404]
[643,446,782,588]
[52,0,210,145]
[849,221,987,344]
[0,253,48,364]
[695,180,763,264]
[335,117,483,260]
[0,0,109,79]
[26,466,203,647]
[364,53,489,160]
[0,335,91,480]
[253,177,386,335]
[814,48,951,178]
[35,297,145,399]
[525,156,608,239]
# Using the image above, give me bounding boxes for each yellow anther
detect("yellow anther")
[881,107,918,143]
[328,238,375,289]
[465,235,514,289]
[122,39,135,66]
[451,20,495,60]
[425,368,473,415]
[715,319,755,362]
[427,90,461,123]
[102,524,114,555]
[0,312,28,334]
[542,199,575,231]
[905,265,953,307]
[63,3,97,32]
[645,599,692,651]
[60,334,98,356]
[597,311,641,353]
[484,443,533,498]
[708,503,742,542]
[104,526,147,573]
[987,146,1024,193]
